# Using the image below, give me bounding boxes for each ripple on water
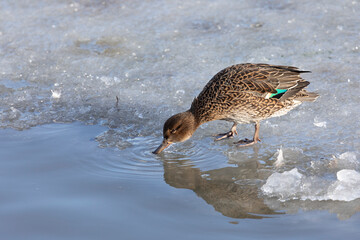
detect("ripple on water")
[86,136,164,180]
[86,134,228,180]
[153,137,229,171]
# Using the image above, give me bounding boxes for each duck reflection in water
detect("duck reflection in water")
[162,157,282,219]
[161,151,360,220]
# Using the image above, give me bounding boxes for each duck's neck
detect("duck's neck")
[184,110,201,133]
[189,98,211,125]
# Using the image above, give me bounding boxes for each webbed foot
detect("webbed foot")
[214,129,238,141]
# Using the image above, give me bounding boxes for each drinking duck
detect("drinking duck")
[153,63,318,154]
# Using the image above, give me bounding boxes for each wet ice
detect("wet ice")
[262,168,360,202]
[262,151,360,202]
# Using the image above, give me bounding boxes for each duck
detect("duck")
[153,63,318,154]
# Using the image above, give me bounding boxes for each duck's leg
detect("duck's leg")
[234,122,261,146]
[214,123,238,141]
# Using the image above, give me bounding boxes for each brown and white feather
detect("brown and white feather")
[190,63,318,124]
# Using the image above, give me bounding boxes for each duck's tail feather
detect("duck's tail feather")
[279,81,310,102]
[293,91,319,102]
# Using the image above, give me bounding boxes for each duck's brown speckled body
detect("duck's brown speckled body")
[153,63,318,154]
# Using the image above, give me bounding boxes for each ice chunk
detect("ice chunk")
[51,90,61,99]
[274,147,284,168]
[261,168,303,201]
[262,168,360,202]
[271,147,306,170]
[339,152,358,163]
[330,152,359,170]
[337,169,360,183]
[327,170,360,201]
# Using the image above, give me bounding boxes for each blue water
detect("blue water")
[0,123,359,240]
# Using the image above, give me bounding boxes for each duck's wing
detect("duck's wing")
[225,63,309,92]
[206,63,311,101]
[190,63,313,119]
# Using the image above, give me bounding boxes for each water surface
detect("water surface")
[1,123,359,240]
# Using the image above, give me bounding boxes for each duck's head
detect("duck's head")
[153,111,198,154]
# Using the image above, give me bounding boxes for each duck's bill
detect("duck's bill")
[153,139,172,154]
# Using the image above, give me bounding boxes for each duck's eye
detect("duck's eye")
[170,124,182,134]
